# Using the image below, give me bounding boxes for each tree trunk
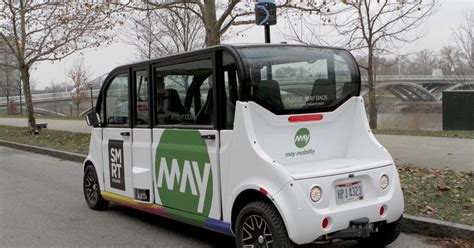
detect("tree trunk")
[367,48,378,129]
[19,64,37,132]
[203,0,220,47]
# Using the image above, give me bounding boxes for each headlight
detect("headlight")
[310,186,322,202]
[380,175,389,190]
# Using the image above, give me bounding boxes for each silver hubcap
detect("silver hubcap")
[241,215,273,248]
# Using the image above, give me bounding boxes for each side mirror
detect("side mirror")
[85,113,101,127]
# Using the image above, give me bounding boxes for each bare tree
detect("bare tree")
[0,41,17,115]
[438,46,463,75]
[451,9,473,73]
[68,60,91,117]
[0,0,122,132]
[409,49,436,75]
[129,0,328,47]
[127,3,204,60]
[287,0,438,129]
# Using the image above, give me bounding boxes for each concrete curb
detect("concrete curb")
[0,140,86,163]
[0,140,473,242]
[402,214,474,242]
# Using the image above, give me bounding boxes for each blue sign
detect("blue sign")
[255,1,277,26]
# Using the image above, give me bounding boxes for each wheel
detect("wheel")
[358,217,402,247]
[83,164,109,210]
[235,201,293,248]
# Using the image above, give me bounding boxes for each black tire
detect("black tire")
[358,217,402,247]
[83,164,109,210]
[235,201,293,248]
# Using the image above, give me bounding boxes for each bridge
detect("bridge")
[0,73,107,116]
[361,75,474,101]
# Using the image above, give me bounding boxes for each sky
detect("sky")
[32,0,473,90]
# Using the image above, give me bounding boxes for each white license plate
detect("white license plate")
[335,181,364,204]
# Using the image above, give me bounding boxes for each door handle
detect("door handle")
[120,132,130,137]
[201,134,215,140]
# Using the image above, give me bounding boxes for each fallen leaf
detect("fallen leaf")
[436,185,451,191]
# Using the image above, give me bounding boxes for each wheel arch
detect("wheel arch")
[230,188,287,234]
[83,158,105,192]
[83,159,94,171]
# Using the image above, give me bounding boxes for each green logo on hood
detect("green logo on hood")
[155,130,213,224]
[294,128,310,148]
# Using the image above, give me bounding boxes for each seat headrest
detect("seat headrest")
[254,80,285,110]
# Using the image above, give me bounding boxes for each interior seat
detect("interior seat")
[253,80,285,110]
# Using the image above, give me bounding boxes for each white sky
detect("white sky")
[32,0,473,89]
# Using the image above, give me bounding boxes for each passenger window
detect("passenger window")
[135,70,149,125]
[155,59,213,126]
[223,53,240,129]
[105,74,129,126]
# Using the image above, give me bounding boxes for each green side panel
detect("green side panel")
[443,91,474,130]
[155,129,213,226]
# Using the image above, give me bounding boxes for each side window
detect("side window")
[135,70,149,125]
[105,73,129,126]
[223,53,240,129]
[155,59,213,126]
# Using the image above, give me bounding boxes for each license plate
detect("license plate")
[335,181,364,204]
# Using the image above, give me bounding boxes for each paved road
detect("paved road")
[1,117,472,171]
[377,134,474,172]
[0,146,439,248]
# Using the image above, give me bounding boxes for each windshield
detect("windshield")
[237,46,360,114]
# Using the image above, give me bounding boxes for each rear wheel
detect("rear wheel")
[235,201,293,248]
[83,164,109,210]
[358,217,402,247]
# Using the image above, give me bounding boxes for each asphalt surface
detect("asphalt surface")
[1,117,472,171]
[0,146,440,248]
[377,134,474,172]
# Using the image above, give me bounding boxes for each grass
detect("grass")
[0,125,472,225]
[0,125,89,154]
[399,166,473,226]
[374,129,474,139]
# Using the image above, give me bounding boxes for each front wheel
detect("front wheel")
[83,164,109,210]
[235,201,293,248]
[358,217,402,247]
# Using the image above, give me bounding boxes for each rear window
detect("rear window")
[237,46,360,114]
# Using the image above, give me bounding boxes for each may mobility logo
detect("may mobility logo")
[285,128,316,158]
[155,130,213,225]
[109,140,125,190]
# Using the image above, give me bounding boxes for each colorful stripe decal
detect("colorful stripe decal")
[101,191,233,236]
[203,218,233,236]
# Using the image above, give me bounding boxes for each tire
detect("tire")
[235,201,293,248]
[358,217,402,247]
[83,164,109,210]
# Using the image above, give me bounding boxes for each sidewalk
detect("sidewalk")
[377,134,473,172]
[0,118,91,133]
[1,117,472,171]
